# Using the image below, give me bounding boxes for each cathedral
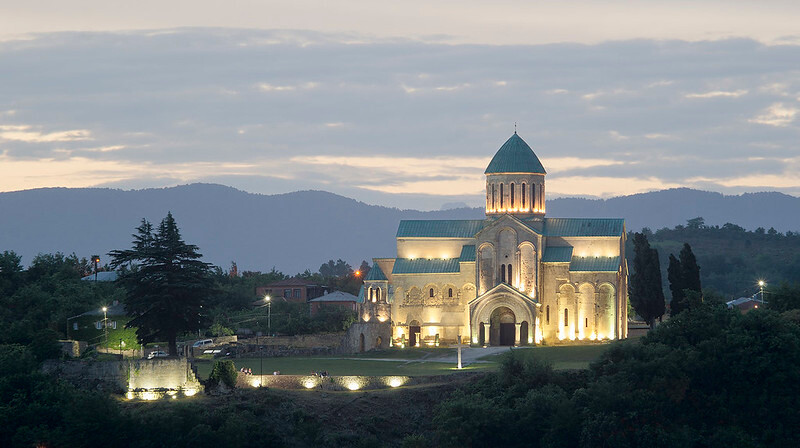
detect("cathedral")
[359,133,628,347]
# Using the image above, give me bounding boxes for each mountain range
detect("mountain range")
[1,184,797,274]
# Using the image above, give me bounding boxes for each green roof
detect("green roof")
[459,245,476,262]
[365,264,387,281]
[397,220,485,238]
[542,246,573,262]
[570,256,621,272]
[392,258,461,274]
[485,133,546,174]
[543,218,624,237]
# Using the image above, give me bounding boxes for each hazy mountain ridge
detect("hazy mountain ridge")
[1,184,797,273]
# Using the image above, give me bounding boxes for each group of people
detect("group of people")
[310,370,329,377]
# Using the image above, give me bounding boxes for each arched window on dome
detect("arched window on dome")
[522,183,526,208]
[500,183,504,208]
[510,183,515,208]
[491,184,496,209]
[532,184,537,210]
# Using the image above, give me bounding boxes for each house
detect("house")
[726,295,765,313]
[360,133,628,347]
[309,290,359,316]
[256,277,329,303]
[80,271,119,282]
[68,301,139,351]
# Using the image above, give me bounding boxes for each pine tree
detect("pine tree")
[630,233,666,328]
[679,243,702,294]
[667,254,686,315]
[110,212,213,356]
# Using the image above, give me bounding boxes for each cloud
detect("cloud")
[685,89,748,99]
[0,125,92,143]
[748,103,798,126]
[255,82,319,92]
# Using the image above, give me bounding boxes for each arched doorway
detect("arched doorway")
[359,333,365,352]
[490,306,516,346]
[519,321,529,345]
[409,320,421,348]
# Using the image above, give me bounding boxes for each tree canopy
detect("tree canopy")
[110,212,213,356]
[629,232,666,328]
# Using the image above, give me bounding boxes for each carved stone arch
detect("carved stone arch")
[472,295,536,328]
[424,283,442,306]
[461,283,477,303]
[478,243,496,295]
[393,286,404,304]
[406,286,422,306]
[442,283,458,305]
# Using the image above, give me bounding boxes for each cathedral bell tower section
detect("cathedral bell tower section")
[484,132,547,217]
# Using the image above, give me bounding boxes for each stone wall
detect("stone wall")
[341,322,391,353]
[58,340,88,358]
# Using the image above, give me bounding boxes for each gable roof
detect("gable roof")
[262,277,318,287]
[542,246,573,263]
[542,218,624,237]
[485,133,546,174]
[459,245,476,262]
[309,291,359,303]
[397,220,485,238]
[570,256,621,272]
[392,258,461,274]
[365,264,387,281]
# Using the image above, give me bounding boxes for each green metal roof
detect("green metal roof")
[542,246,573,262]
[459,245,476,262]
[570,256,621,272]
[397,220,485,238]
[543,218,624,237]
[485,133,546,174]
[392,258,461,274]
[365,264,387,281]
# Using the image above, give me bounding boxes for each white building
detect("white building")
[360,133,628,347]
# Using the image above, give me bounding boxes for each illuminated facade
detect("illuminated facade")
[360,133,628,346]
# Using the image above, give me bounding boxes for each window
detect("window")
[492,184,496,208]
[585,317,588,328]
[507,264,512,283]
[429,288,435,297]
[448,288,453,298]
[283,289,291,298]
[112,321,117,329]
[532,184,536,209]
[73,322,78,331]
[95,321,102,330]
[500,183,504,207]
[522,183,526,208]
[510,183,515,207]
[500,264,506,283]
[293,288,301,298]
[546,305,550,324]
[564,309,569,326]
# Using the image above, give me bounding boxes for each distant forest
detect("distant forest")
[625,217,800,301]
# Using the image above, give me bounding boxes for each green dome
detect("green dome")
[484,133,546,175]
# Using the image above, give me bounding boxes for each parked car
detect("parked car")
[147,350,168,359]
[192,338,214,348]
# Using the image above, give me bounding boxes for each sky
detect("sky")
[1,1,799,210]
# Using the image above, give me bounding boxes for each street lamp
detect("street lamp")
[264,295,272,336]
[91,255,100,282]
[758,280,766,302]
[102,306,108,349]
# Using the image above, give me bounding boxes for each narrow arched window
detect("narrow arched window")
[448,288,453,298]
[546,305,550,324]
[500,183,504,207]
[564,309,569,326]
[377,288,381,301]
[585,317,588,328]
[507,264,513,283]
[429,288,434,297]
[522,183,526,208]
[491,184,496,208]
[532,184,537,209]
[500,264,506,283]
[510,183,515,207]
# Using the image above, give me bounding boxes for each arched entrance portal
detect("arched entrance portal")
[490,306,516,346]
[409,320,421,348]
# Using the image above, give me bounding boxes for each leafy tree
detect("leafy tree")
[0,250,22,295]
[318,259,352,278]
[629,232,666,328]
[110,212,213,356]
[686,216,705,229]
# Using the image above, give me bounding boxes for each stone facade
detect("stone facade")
[360,133,628,347]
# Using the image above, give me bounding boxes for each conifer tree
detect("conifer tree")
[667,254,686,315]
[630,233,666,328]
[679,243,702,293]
[110,212,213,356]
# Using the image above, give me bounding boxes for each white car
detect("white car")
[147,350,168,359]
[192,339,214,348]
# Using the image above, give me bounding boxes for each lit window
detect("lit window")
[112,321,117,329]
[95,321,102,330]
[73,322,78,331]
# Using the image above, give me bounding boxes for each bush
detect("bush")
[208,360,238,388]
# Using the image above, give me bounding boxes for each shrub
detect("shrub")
[208,360,238,388]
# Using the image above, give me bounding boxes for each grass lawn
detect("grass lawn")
[194,357,492,379]
[480,344,611,370]
[348,347,456,359]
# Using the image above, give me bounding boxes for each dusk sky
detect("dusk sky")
[1,1,799,210]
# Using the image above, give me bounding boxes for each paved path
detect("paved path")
[329,346,533,367]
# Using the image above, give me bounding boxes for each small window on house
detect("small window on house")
[564,309,569,326]
[293,288,301,298]
[522,183,526,207]
[73,322,78,331]
[448,288,453,298]
[95,321,102,330]
[510,183,515,207]
[546,305,550,324]
[429,288,435,297]
[283,289,291,298]
[112,321,117,330]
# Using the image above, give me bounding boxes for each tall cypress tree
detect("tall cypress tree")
[667,254,686,315]
[630,233,666,328]
[679,243,702,294]
[110,212,213,356]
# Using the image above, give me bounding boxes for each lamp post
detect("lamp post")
[264,295,272,336]
[758,280,766,302]
[102,306,108,349]
[257,320,262,381]
[91,255,100,282]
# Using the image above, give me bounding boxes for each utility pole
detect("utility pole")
[102,307,108,349]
